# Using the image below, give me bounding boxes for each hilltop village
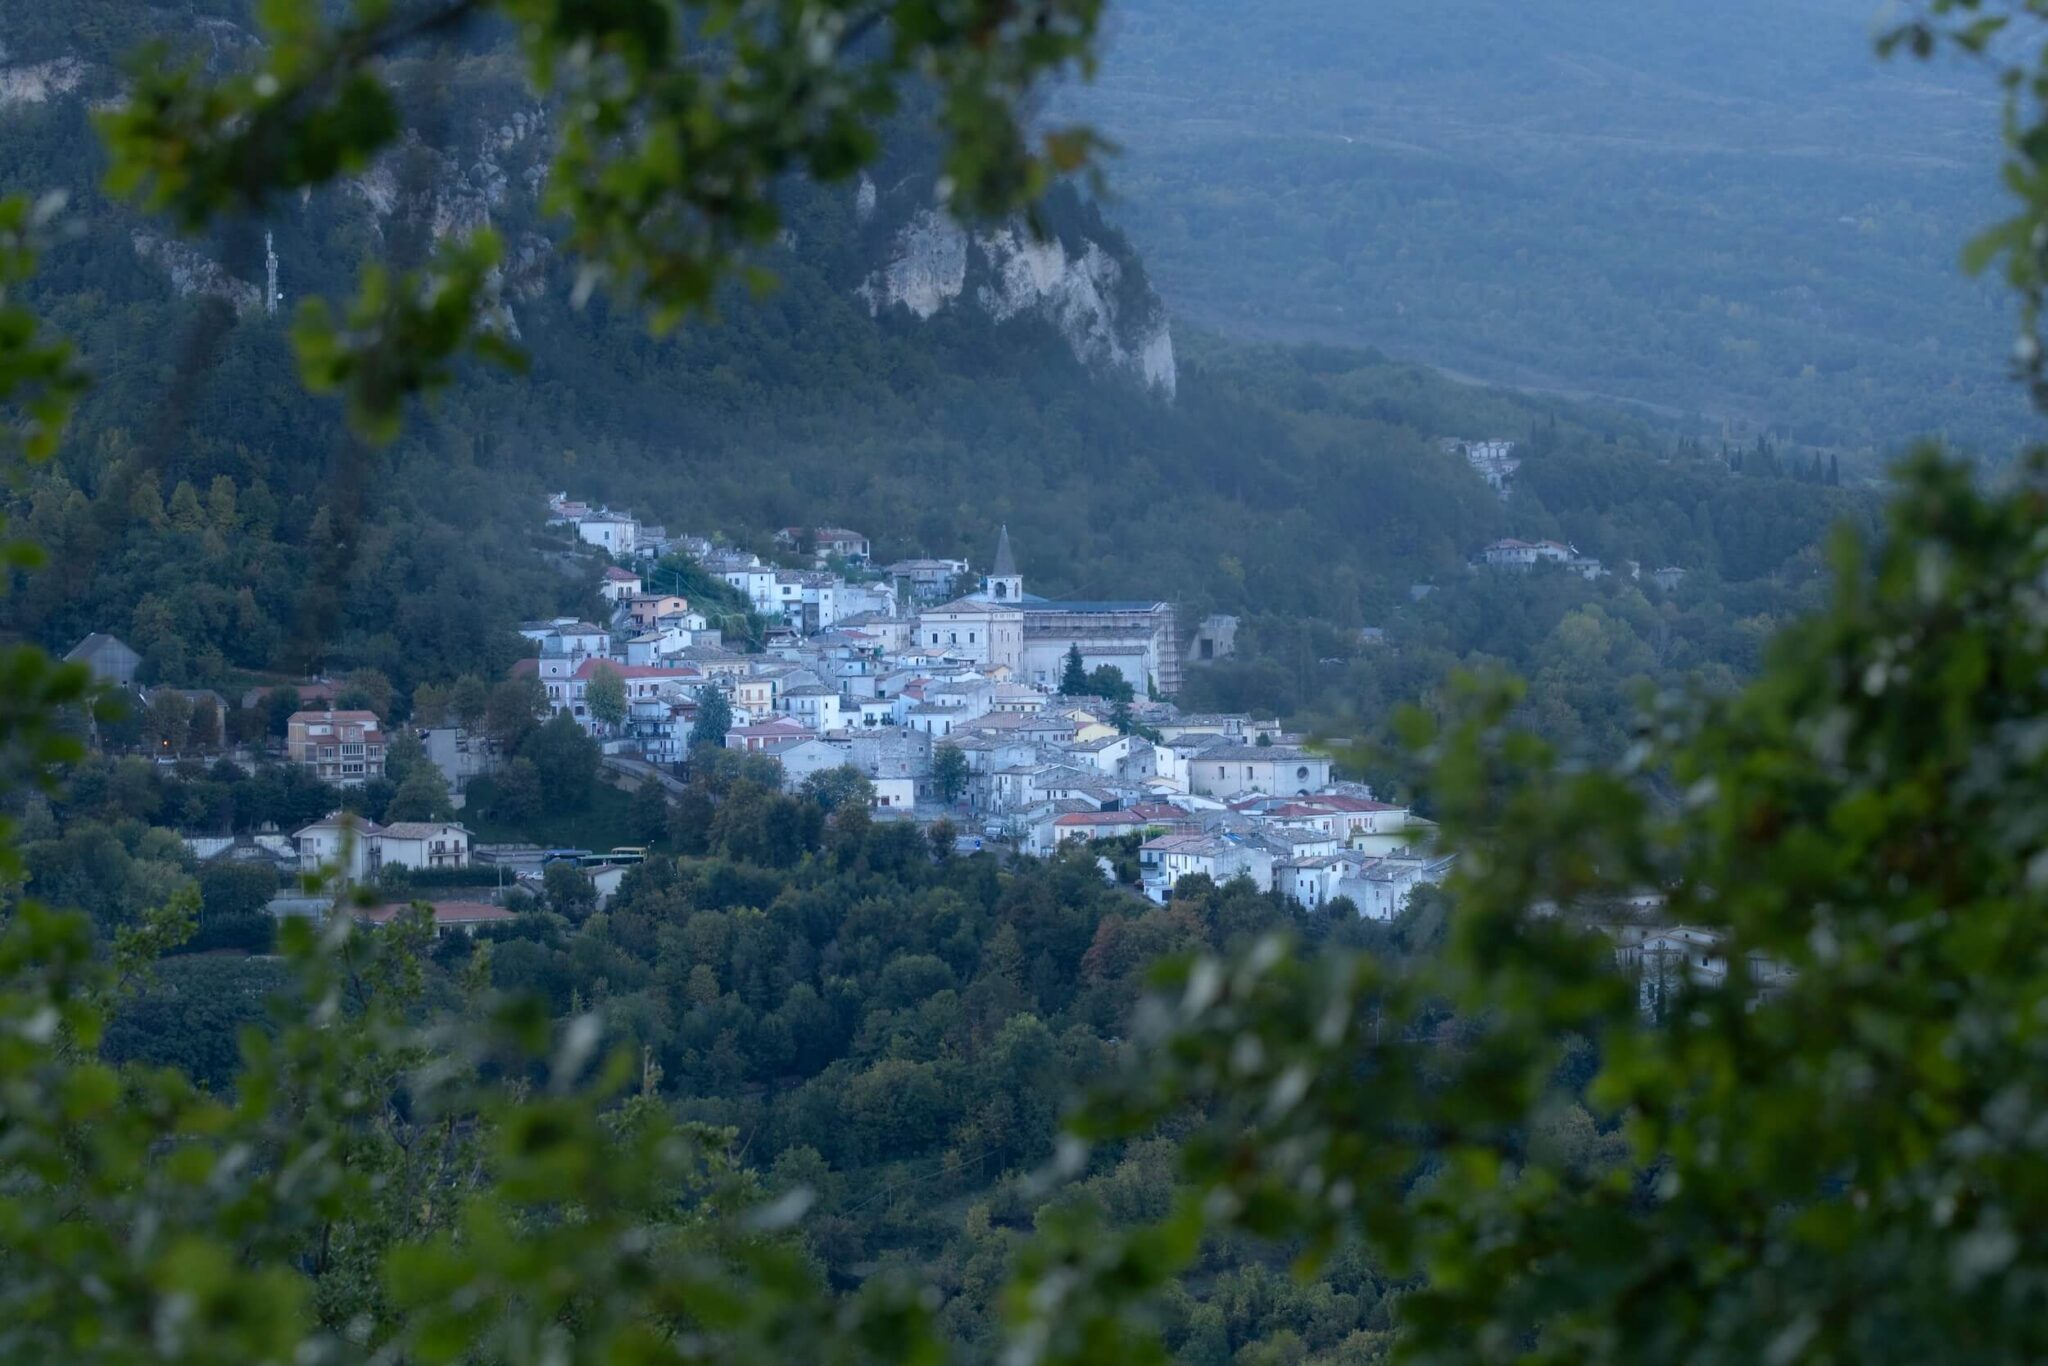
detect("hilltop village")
[58,430,1741,931]
[503,495,1447,916]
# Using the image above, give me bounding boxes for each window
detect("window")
[1297,766,1310,780]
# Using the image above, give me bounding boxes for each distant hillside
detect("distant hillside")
[0,2,1874,731]
[1061,0,2029,455]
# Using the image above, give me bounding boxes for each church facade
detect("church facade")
[916,527,1182,695]
[913,597,1023,670]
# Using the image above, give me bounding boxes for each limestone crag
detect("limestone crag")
[129,231,260,315]
[0,56,84,107]
[857,202,1177,397]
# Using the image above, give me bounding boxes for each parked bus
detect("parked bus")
[578,848,646,868]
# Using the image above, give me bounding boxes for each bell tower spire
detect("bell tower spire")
[988,524,1022,603]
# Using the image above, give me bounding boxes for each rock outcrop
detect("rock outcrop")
[0,56,84,107]
[855,196,1177,398]
[130,231,260,315]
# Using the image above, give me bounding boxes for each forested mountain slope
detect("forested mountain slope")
[1062,0,2028,454]
[0,2,1873,742]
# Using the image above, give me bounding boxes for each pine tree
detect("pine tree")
[934,742,970,804]
[168,480,205,531]
[586,664,628,729]
[1059,644,1088,695]
[690,688,732,749]
[206,475,237,531]
[127,471,164,527]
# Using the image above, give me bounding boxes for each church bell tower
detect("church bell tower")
[987,524,1023,603]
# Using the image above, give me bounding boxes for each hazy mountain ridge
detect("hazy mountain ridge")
[1062,0,2027,452]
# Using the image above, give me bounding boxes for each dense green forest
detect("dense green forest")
[1062,0,2030,456]
[77,743,1434,1362]
[1168,343,1877,763]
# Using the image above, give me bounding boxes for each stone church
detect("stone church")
[914,527,1182,695]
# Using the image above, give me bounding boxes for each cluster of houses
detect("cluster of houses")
[523,507,1200,768]
[1474,539,1687,591]
[78,494,1449,924]
[1442,439,1688,591]
[1477,537,1608,579]
[731,695,1446,919]
[500,503,1445,918]
[545,495,670,559]
[181,816,606,939]
[1119,792,1450,916]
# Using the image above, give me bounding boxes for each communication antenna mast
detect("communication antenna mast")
[264,231,280,317]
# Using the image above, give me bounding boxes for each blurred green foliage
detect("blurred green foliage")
[2,2,2048,1364]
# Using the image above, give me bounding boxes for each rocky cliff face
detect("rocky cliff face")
[129,230,261,315]
[0,56,84,107]
[854,186,1177,398]
[2,15,1176,397]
